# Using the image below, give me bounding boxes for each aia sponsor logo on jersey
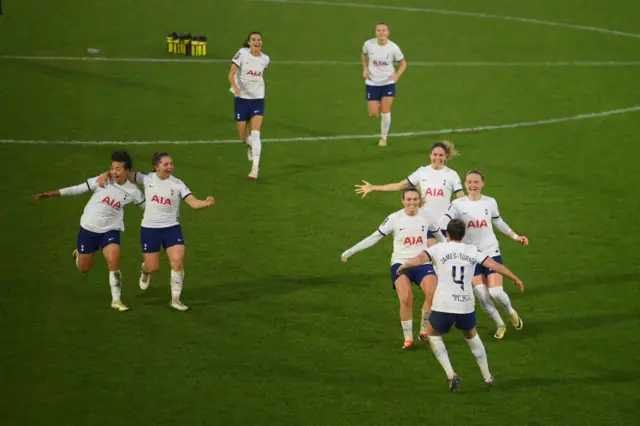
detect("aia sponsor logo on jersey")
[151,195,172,206]
[372,60,389,67]
[247,70,262,77]
[404,236,424,245]
[100,196,122,210]
[424,187,445,197]
[468,220,488,228]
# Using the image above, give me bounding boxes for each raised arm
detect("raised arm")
[183,194,215,210]
[482,257,524,291]
[96,170,136,188]
[341,231,385,262]
[355,179,410,198]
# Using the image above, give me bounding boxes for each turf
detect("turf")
[1,0,639,425]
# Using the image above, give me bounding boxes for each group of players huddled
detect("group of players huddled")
[34,24,528,392]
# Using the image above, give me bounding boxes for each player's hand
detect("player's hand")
[362,69,370,79]
[96,172,111,188]
[233,86,242,96]
[513,278,524,292]
[203,196,215,207]
[355,180,374,198]
[391,73,400,82]
[516,236,529,246]
[341,255,348,263]
[33,192,52,199]
[396,265,406,276]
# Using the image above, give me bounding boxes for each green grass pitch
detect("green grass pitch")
[1,0,639,424]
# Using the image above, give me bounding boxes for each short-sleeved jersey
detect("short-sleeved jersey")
[230,48,270,99]
[136,172,192,229]
[426,242,489,314]
[378,208,439,265]
[362,39,404,86]
[445,195,501,255]
[407,165,463,225]
[77,177,144,233]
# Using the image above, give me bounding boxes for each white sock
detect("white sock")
[74,254,79,269]
[429,336,455,380]
[109,270,122,301]
[401,319,413,341]
[489,286,516,314]
[170,269,184,302]
[420,309,431,334]
[466,335,492,381]
[474,284,505,326]
[380,112,391,139]
[250,130,261,168]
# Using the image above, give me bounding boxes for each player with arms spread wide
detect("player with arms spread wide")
[34,151,145,311]
[439,170,528,339]
[229,31,270,179]
[341,188,445,349]
[361,22,407,147]
[397,219,524,391]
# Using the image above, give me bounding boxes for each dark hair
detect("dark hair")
[402,187,420,199]
[447,219,466,241]
[111,151,133,170]
[243,32,262,48]
[152,152,170,169]
[376,22,389,28]
[466,169,485,181]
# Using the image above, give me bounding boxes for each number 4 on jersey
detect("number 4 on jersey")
[452,266,465,291]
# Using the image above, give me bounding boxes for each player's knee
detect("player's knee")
[169,259,184,272]
[145,263,160,274]
[77,263,91,274]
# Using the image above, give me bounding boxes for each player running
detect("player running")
[341,188,445,349]
[361,22,407,147]
[397,219,524,391]
[33,151,145,312]
[229,31,270,179]
[439,170,528,339]
[355,140,464,246]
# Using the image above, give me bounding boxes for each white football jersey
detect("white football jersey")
[230,48,270,99]
[362,39,404,86]
[136,172,192,228]
[379,208,439,265]
[445,196,501,255]
[426,242,489,314]
[407,165,463,225]
[61,177,145,233]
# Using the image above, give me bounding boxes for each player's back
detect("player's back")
[427,241,488,314]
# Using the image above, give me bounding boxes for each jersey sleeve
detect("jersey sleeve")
[406,167,421,187]
[377,214,394,236]
[232,49,244,67]
[59,177,97,196]
[476,248,490,265]
[178,180,193,200]
[393,43,405,62]
[263,54,270,69]
[491,198,501,219]
[450,171,463,193]
[133,187,146,206]
[134,172,148,185]
[445,202,461,220]
[424,246,436,262]
[362,41,369,55]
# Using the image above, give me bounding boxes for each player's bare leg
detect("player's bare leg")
[103,244,128,311]
[462,328,493,387]
[237,121,252,161]
[418,275,437,342]
[140,252,159,290]
[426,323,459,391]
[248,115,263,179]
[379,97,393,146]
[394,275,414,349]
[74,250,94,273]
[167,245,188,311]
[473,275,506,339]
[488,274,523,330]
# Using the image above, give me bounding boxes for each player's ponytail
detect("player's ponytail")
[430,140,458,161]
[243,31,263,48]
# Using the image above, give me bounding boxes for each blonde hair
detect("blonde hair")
[431,140,458,161]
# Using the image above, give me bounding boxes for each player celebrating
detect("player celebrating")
[341,188,444,349]
[33,151,145,312]
[439,170,529,339]
[361,22,407,147]
[397,219,524,391]
[229,31,270,179]
[355,141,464,246]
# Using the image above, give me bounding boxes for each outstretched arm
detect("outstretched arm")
[341,231,385,262]
[355,179,410,198]
[483,257,524,292]
[397,251,431,275]
[34,180,93,199]
[492,216,528,246]
[184,194,215,210]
